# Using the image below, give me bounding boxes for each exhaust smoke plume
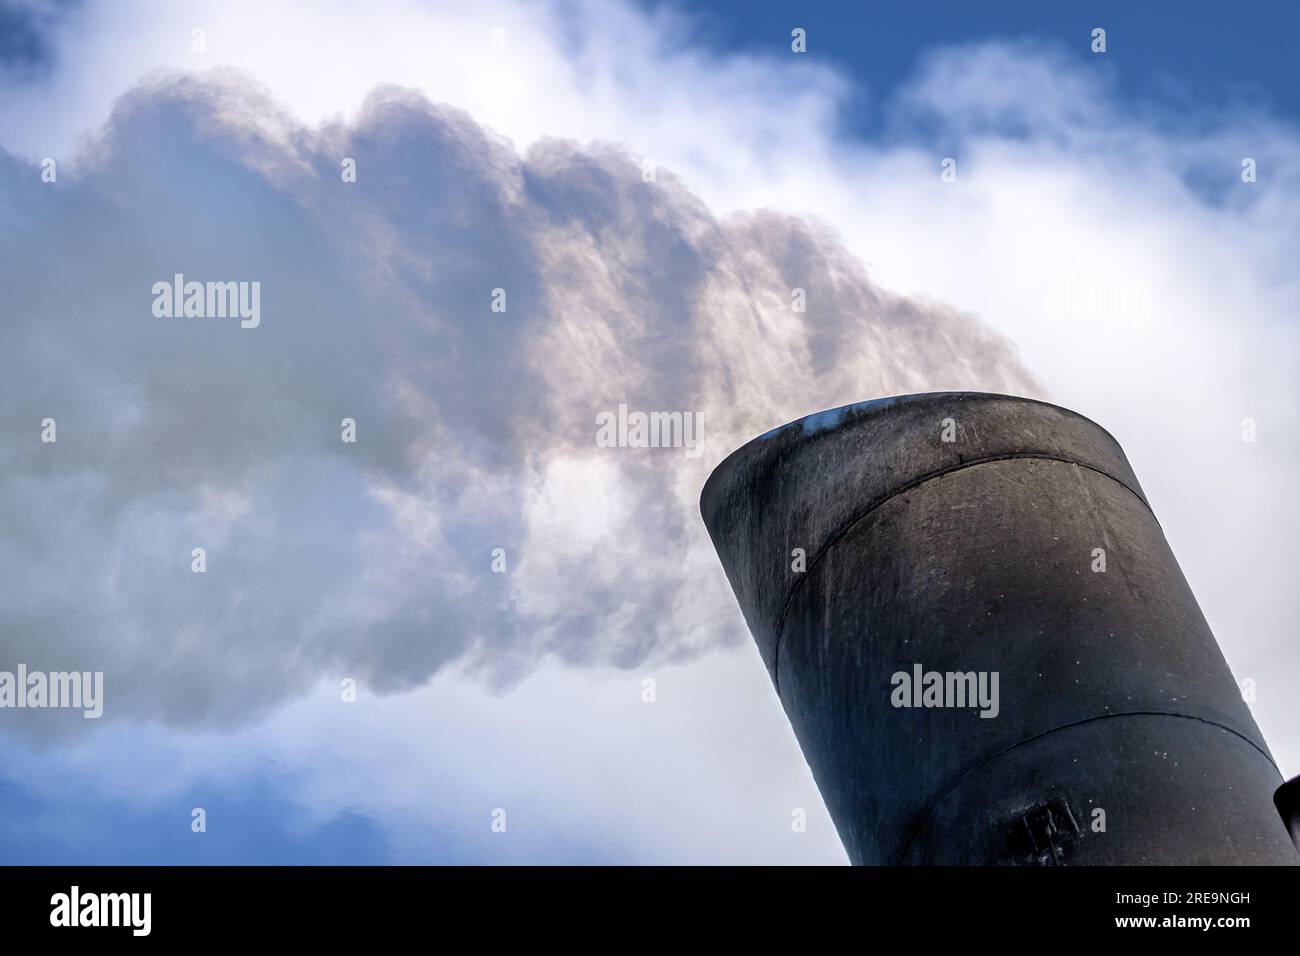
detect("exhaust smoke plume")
[0,71,1042,731]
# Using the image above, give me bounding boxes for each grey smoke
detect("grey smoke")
[0,70,1042,732]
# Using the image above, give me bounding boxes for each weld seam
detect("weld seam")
[890,710,1279,865]
[770,453,1152,695]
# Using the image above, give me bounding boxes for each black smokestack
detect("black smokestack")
[701,392,1297,865]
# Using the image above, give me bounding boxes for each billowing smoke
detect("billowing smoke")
[0,70,1042,732]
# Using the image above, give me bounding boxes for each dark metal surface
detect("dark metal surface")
[1275,775,1300,850]
[701,392,1297,865]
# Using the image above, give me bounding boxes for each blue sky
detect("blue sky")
[0,768,392,865]
[0,0,1296,865]
[659,0,1300,130]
